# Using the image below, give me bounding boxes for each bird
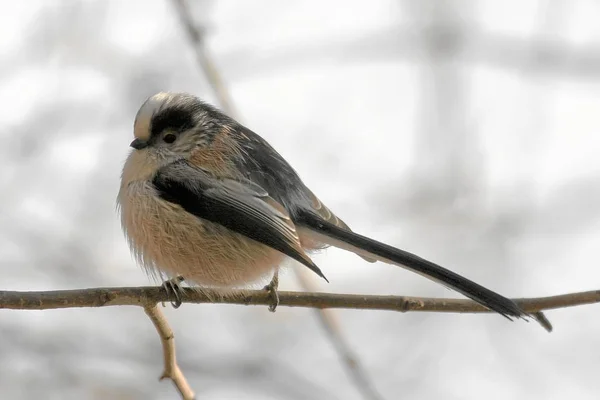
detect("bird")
[117,92,526,320]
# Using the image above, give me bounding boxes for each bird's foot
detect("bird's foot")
[263,271,279,313]
[161,275,185,309]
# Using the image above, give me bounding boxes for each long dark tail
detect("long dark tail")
[297,211,526,320]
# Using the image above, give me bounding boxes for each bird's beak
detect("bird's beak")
[130,138,148,150]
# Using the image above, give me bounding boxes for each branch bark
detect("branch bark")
[4,285,597,400]
[1,286,597,316]
[144,304,195,400]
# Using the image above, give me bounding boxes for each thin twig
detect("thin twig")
[0,286,597,317]
[4,286,595,400]
[531,311,553,332]
[171,0,237,116]
[144,304,196,400]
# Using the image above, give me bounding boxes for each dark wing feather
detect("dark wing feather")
[231,125,314,213]
[193,115,523,320]
[152,160,327,281]
[231,125,375,260]
[202,118,525,320]
[296,210,526,319]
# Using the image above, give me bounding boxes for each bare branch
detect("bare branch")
[3,285,596,400]
[0,286,597,317]
[144,304,196,400]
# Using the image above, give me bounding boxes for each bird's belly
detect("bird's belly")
[119,183,283,287]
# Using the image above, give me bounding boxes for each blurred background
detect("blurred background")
[1,0,599,399]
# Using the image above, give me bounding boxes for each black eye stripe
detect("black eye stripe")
[151,107,194,138]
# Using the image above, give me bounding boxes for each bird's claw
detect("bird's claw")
[161,275,185,308]
[263,271,279,312]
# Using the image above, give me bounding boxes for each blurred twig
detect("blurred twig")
[171,0,237,116]
[144,304,196,400]
[296,271,385,400]
[0,286,596,318]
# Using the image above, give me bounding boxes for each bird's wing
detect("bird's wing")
[228,123,524,319]
[231,125,374,259]
[152,160,327,281]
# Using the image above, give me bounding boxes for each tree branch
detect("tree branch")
[4,286,597,399]
[144,304,195,400]
[1,286,597,316]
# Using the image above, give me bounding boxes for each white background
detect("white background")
[1,1,599,399]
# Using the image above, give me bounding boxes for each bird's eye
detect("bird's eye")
[163,133,177,144]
